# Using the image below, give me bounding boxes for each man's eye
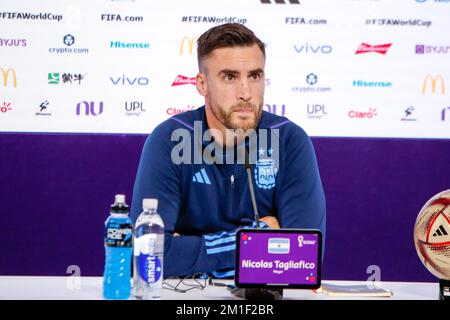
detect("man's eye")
[225,74,235,80]
[250,73,261,79]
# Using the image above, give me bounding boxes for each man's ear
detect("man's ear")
[196,72,207,97]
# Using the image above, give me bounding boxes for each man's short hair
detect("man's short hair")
[197,23,265,70]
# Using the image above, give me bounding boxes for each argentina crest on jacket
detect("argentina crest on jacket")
[254,158,278,190]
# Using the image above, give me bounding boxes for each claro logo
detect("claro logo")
[422,74,445,95]
[0,67,17,87]
[179,36,197,55]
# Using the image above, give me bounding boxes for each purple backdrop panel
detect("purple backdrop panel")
[0,133,448,282]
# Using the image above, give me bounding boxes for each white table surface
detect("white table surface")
[0,276,440,300]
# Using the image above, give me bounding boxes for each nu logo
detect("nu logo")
[1,67,17,88]
[179,36,197,56]
[192,168,211,185]
[76,101,104,116]
[261,0,300,4]
[422,74,445,95]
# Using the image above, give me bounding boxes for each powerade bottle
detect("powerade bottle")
[133,198,164,300]
[103,194,133,299]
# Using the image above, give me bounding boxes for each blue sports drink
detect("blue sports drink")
[103,194,133,299]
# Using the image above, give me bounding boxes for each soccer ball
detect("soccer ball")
[414,190,450,280]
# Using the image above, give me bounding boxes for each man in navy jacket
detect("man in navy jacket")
[131,23,326,278]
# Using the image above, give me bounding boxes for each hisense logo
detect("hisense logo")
[110,41,149,49]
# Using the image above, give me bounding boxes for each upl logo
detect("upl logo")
[179,36,197,55]
[0,67,17,88]
[422,75,445,94]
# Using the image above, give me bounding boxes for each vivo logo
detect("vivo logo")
[110,75,149,86]
[294,43,332,54]
[76,101,103,116]
[264,104,286,116]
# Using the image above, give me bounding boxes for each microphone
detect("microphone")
[245,148,261,228]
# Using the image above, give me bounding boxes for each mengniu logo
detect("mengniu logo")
[264,104,286,116]
[348,108,378,119]
[179,36,197,55]
[0,38,27,47]
[48,34,89,54]
[76,101,103,116]
[260,0,300,4]
[355,43,392,55]
[422,74,445,95]
[172,75,196,86]
[442,106,450,121]
[0,101,12,114]
[48,72,86,85]
[1,67,17,88]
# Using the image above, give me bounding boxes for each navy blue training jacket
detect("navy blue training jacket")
[131,106,326,278]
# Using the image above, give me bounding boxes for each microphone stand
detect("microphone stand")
[229,150,283,300]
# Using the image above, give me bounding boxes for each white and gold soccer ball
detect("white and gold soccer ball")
[414,190,450,280]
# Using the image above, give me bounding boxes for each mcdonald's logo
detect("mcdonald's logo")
[422,74,445,95]
[0,67,17,88]
[179,36,197,56]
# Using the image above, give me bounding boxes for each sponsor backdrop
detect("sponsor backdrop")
[1,0,449,283]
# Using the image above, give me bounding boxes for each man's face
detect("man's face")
[197,44,265,131]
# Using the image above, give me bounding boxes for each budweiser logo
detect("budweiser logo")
[355,43,392,55]
[172,75,196,86]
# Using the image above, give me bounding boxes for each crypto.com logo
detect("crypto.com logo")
[0,67,17,88]
[422,74,445,95]
[355,43,392,55]
[179,36,197,55]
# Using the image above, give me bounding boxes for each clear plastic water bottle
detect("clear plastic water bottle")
[103,194,133,299]
[133,198,164,300]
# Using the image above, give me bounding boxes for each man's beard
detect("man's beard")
[212,101,263,131]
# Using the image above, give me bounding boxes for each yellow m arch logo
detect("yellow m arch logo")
[179,36,197,56]
[422,74,445,95]
[1,67,17,88]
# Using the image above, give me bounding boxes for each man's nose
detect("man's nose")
[237,79,251,102]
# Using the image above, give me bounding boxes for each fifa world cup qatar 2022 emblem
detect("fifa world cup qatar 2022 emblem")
[254,159,278,190]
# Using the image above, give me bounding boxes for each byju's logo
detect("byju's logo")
[355,43,392,55]
[192,168,211,185]
[49,35,89,54]
[264,104,286,116]
[48,73,86,85]
[110,75,149,86]
[307,104,327,119]
[36,100,51,116]
[416,44,450,54]
[401,106,416,121]
[293,43,332,54]
[76,101,103,116]
[172,75,196,86]
[63,34,75,46]
[261,0,300,4]
[0,101,12,114]
[125,101,146,116]
[1,67,17,87]
[422,74,445,95]
[0,38,27,47]
[179,36,197,55]
[292,73,332,93]
[442,106,450,121]
[348,108,378,119]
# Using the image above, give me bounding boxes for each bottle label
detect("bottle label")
[104,222,133,247]
[134,234,162,283]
